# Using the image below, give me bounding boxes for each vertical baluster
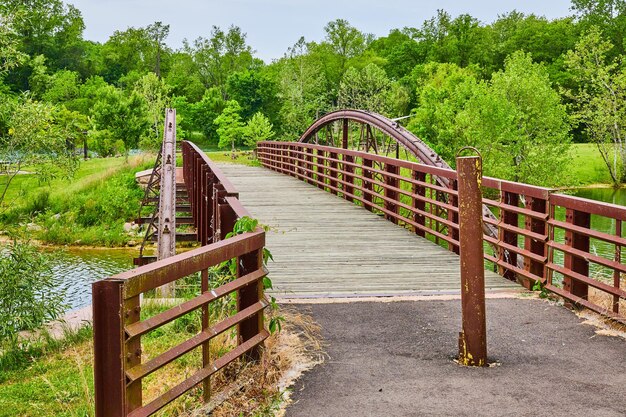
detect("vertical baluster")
[563,208,590,302]
[499,191,519,280]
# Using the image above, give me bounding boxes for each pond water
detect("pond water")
[47,248,135,312]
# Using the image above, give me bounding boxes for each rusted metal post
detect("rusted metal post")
[344,154,355,202]
[237,248,264,361]
[384,162,399,224]
[523,197,548,289]
[450,179,460,254]
[93,280,125,416]
[413,170,426,237]
[157,108,177,297]
[563,208,590,302]
[329,151,338,195]
[362,158,374,212]
[316,148,326,190]
[499,191,519,280]
[456,151,487,367]
[201,268,211,402]
[306,147,314,184]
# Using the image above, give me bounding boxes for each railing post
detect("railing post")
[456,153,487,367]
[563,208,590,301]
[316,148,326,190]
[499,191,519,280]
[363,158,373,212]
[329,151,338,195]
[199,165,207,245]
[237,247,264,361]
[450,179,460,254]
[201,268,211,402]
[523,197,548,289]
[344,154,354,202]
[384,162,399,224]
[93,280,126,417]
[306,147,314,184]
[124,295,142,412]
[413,170,426,237]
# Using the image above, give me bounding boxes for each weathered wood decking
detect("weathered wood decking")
[218,164,519,298]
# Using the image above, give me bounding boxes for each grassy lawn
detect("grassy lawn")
[564,143,612,186]
[1,155,153,211]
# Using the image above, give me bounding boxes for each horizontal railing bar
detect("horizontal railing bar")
[258,143,459,180]
[268,157,460,217]
[126,300,268,383]
[111,231,265,299]
[548,219,626,247]
[488,257,544,283]
[546,263,626,299]
[481,177,552,200]
[547,241,626,274]
[482,198,550,220]
[482,216,548,242]
[125,267,267,339]
[128,330,269,417]
[551,193,626,221]
[483,235,546,263]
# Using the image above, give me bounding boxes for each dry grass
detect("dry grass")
[178,308,326,417]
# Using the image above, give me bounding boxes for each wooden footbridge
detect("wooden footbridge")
[92,109,626,416]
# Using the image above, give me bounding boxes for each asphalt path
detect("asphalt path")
[286,298,626,417]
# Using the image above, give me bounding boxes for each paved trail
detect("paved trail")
[285,298,626,417]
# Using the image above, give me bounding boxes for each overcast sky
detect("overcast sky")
[69,0,574,63]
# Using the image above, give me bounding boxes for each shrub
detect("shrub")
[0,241,66,347]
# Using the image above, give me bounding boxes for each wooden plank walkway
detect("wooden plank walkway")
[218,164,520,298]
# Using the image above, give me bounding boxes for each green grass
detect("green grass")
[563,143,613,186]
[0,155,155,246]
[205,150,260,167]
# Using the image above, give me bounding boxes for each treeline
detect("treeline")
[0,0,625,185]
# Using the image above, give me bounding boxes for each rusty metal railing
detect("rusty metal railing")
[93,142,268,416]
[258,141,625,323]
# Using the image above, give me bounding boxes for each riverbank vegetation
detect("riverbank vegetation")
[0,155,153,246]
[1,1,626,188]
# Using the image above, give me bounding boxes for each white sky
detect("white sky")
[68,0,574,63]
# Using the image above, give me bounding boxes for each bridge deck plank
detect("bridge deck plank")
[218,164,519,298]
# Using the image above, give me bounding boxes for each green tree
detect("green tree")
[243,112,274,148]
[90,84,148,156]
[565,27,626,183]
[459,51,571,185]
[134,72,171,149]
[187,25,255,99]
[188,87,225,142]
[0,0,86,90]
[571,0,626,55]
[146,21,170,78]
[226,69,279,123]
[0,97,78,206]
[278,37,329,139]
[0,241,65,347]
[214,100,244,153]
[338,63,392,114]
[406,62,480,162]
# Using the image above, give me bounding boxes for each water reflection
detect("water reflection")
[47,248,134,311]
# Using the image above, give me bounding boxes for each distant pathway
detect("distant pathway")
[218,164,518,298]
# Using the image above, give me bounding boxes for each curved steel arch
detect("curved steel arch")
[298,109,451,175]
[298,109,511,265]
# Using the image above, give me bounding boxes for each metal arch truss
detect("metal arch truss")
[299,109,450,173]
[298,109,510,266]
